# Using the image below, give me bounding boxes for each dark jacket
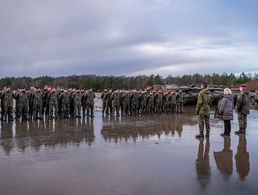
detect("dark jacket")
[219,95,234,121]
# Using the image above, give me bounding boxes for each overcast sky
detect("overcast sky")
[1,0,258,78]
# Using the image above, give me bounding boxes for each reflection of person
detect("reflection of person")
[235,84,250,134]
[0,123,14,155]
[196,138,210,190]
[218,88,234,137]
[175,114,183,137]
[235,135,250,180]
[214,137,233,179]
[196,83,212,138]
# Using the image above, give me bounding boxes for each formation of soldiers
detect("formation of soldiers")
[101,89,184,117]
[0,86,95,122]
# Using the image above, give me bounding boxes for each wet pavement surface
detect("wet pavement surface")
[1,106,258,195]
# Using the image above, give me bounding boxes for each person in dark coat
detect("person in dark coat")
[219,88,234,136]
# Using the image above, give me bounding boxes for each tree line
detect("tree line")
[0,72,257,90]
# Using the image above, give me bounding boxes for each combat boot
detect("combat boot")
[235,129,245,135]
[195,132,204,139]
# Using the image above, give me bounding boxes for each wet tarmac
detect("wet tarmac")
[0,106,258,195]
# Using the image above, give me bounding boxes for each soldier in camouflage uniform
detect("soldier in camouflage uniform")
[119,90,123,115]
[139,91,147,115]
[235,84,250,134]
[170,92,176,113]
[100,89,108,117]
[1,86,14,122]
[33,88,43,120]
[48,88,58,119]
[155,91,163,113]
[122,91,130,116]
[164,92,170,113]
[57,89,63,117]
[105,90,112,116]
[0,88,4,120]
[111,90,120,117]
[85,89,95,117]
[130,90,138,116]
[69,89,75,118]
[60,89,70,118]
[196,83,212,138]
[14,88,29,121]
[73,89,82,118]
[176,90,184,113]
[42,87,50,118]
[147,91,155,114]
[28,87,35,119]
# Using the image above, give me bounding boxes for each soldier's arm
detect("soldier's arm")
[196,93,203,113]
[236,94,243,111]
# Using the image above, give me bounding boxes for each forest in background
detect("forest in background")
[0,72,258,90]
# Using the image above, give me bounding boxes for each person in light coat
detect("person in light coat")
[219,88,234,136]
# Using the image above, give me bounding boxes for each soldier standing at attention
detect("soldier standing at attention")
[86,89,95,117]
[60,89,70,119]
[48,88,58,119]
[100,89,108,117]
[196,83,212,138]
[111,89,120,117]
[73,89,82,118]
[235,84,250,135]
[28,87,35,119]
[176,89,184,113]
[1,86,14,122]
[33,88,43,120]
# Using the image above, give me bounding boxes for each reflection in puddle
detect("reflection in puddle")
[0,118,95,155]
[0,107,257,195]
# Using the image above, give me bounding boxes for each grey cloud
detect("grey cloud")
[0,0,258,77]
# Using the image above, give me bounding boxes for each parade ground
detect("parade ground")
[0,105,257,195]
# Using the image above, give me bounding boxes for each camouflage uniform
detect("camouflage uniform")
[57,90,63,117]
[111,90,120,116]
[235,91,250,133]
[130,91,138,116]
[170,92,176,113]
[147,92,155,114]
[42,89,50,118]
[48,90,58,119]
[69,89,75,118]
[28,87,35,119]
[73,90,82,118]
[105,90,112,115]
[163,92,170,113]
[122,92,130,116]
[1,88,14,121]
[60,91,70,118]
[139,92,147,114]
[33,89,43,120]
[176,91,184,113]
[100,90,108,116]
[15,90,29,121]
[196,88,212,137]
[154,92,162,113]
[85,89,95,117]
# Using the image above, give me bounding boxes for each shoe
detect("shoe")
[205,132,210,138]
[235,130,245,135]
[196,133,204,139]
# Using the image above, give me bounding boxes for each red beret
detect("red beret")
[240,84,247,88]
